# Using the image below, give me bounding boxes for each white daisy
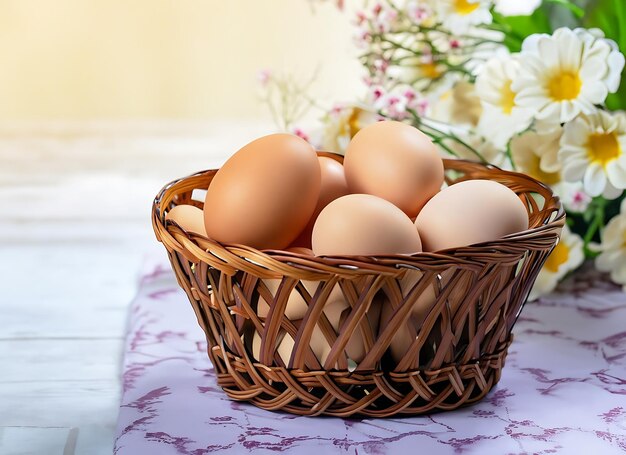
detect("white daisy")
[529,224,584,300]
[512,27,625,124]
[596,200,626,290]
[434,0,493,32]
[510,127,593,212]
[559,110,626,199]
[430,80,482,128]
[510,129,562,186]
[322,105,380,153]
[475,55,534,148]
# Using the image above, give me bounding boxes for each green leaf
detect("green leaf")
[544,0,584,19]
[585,0,626,108]
[585,0,626,50]
[492,8,552,52]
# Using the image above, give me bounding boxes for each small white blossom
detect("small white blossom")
[554,181,592,214]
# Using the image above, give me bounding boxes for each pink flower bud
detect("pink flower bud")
[373,58,389,73]
[256,69,271,87]
[330,104,345,117]
[403,88,417,101]
[387,95,400,106]
[372,86,384,100]
[293,127,310,143]
[407,2,430,22]
[416,98,429,116]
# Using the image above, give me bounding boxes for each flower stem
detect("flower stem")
[415,116,489,163]
[583,198,607,257]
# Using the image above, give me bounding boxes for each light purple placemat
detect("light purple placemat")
[114,260,626,454]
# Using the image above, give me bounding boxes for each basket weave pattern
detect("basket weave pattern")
[153,158,564,417]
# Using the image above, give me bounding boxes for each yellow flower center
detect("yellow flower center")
[547,70,582,101]
[454,0,480,15]
[517,149,561,185]
[500,80,516,115]
[420,61,443,79]
[587,132,621,167]
[338,108,365,139]
[347,108,363,139]
[544,241,570,273]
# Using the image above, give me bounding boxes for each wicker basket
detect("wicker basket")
[152,156,564,417]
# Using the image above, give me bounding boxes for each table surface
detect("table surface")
[114,258,626,454]
[0,121,270,455]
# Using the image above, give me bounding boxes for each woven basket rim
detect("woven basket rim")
[152,158,565,279]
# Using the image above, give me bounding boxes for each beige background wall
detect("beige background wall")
[0,0,362,120]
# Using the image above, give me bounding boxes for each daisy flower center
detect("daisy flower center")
[547,70,582,101]
[499,80,516,115]
[419,61,443,79]
[454,0,479,15]
[532,163,561,185]
[587,132,620,167]
[338,108,364,139]
[544,241,570,273]
[347,108,363,138]
[518,148,561,185]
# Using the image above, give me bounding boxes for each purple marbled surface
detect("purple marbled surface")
[114,261,626,454]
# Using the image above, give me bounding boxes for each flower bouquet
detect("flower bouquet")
[260,0,626,299]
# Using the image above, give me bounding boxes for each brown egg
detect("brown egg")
[344,121,444,217]
[312,194,422,256]
[204,134,321,249]
[415,179,529,251]
[257,280,349,327]
[291,156,351,248]
[380,271,438,364]
[252,331,295,366]
[257,279,312,320]
[254,281,377,367]
[165,205,207,236]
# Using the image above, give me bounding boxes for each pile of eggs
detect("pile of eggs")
[166,121,530,367]
[168,120,529,256]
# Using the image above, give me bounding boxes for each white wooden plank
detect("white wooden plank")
[0,380,119,427]
[0,426,74,455]
[0,382,119,455]
[0,245,140,339]
[0,339,121,383]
